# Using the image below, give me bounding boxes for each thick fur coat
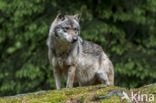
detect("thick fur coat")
[47,13,114,89]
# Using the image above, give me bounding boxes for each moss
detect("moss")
[0,84,155,103]
[101,96,121,103]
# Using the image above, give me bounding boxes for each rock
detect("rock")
[0,84,155,103]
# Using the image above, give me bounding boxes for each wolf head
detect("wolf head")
[51,13,81,43]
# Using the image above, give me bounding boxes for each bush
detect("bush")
[0,0,156,96]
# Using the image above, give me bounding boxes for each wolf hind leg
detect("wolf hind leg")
[79,82,82,87]
[96,71,110,85]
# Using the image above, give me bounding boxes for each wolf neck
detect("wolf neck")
[51,37,74,56]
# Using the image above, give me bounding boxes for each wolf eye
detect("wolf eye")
[74,28,77,31]
[64,27,70,30]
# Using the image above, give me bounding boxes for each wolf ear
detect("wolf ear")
[56,13,65,21]
[74,14,81,22]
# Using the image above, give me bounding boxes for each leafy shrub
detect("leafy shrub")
[0,0,155,96]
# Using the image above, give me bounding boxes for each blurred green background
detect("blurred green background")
[0,0,156,96]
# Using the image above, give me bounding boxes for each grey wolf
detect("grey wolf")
[47,13,114,89]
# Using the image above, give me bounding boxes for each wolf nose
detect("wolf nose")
[73,36,78,41]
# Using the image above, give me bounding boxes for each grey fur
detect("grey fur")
[47,14,114,89]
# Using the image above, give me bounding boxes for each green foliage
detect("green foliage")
[0,0,156,96]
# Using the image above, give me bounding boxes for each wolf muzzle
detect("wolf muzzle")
[72,36,78,43]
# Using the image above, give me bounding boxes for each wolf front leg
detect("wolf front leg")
[66,66,76,88]
[53,68,61,90]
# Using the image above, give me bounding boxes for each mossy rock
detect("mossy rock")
[0,84,155,103]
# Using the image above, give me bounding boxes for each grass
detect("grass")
[0,84,155,103]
